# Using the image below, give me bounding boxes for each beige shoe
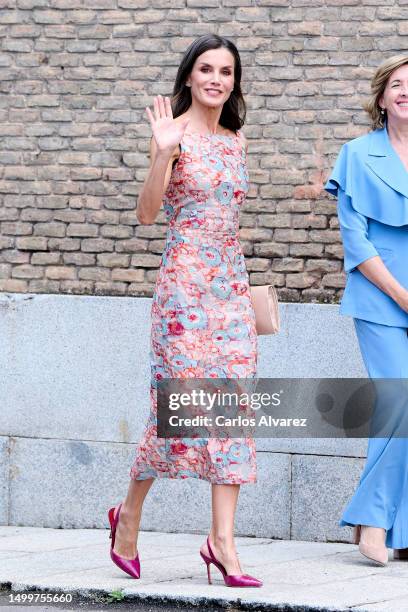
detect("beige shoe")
[394,548,408,560]
[354,525,388,566]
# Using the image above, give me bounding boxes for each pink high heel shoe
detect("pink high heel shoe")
[200,536,262,588]
[108,503,140,579]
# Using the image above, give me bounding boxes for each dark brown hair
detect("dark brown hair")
[171,34,246,133]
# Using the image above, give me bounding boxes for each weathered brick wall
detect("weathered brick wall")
[0,1,406,302]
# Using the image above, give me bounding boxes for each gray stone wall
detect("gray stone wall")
[0,294,367,541]
[1,2,406,301]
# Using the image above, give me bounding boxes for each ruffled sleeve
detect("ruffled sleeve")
[325,134,408,226]
[325,141,379,272]
[336,188,379,273]
[324,143,351,198]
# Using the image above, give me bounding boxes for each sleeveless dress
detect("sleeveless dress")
[130,131,257,484]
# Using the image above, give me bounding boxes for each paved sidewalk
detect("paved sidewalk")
[1,526,408,611]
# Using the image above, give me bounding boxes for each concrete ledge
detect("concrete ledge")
[1,293,368,540]
[5,435,359,542]
[291,455,364,543]
[8,436,291,539]
[0,437,9,525]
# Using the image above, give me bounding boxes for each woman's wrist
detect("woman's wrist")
[391,286,408,310]
[154,148,175,162]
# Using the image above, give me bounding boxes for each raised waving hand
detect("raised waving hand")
[146,95,190,154]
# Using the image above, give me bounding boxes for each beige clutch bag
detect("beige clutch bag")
[250,285,280,335]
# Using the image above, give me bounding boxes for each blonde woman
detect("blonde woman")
[326,55,408,565]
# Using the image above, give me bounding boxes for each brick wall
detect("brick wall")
[0,1,406,302]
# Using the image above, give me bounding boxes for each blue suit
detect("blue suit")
[325,125,408,548]
[326,124,408,327]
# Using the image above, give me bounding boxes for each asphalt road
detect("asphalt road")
[0,591,244,612]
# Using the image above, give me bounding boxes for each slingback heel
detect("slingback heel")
[200,537,262,588]
[108,503,141,579]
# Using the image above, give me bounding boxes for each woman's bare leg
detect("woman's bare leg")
[200,483,242,575]
[112,478,154,560]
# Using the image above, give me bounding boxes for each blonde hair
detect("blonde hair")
[364,54,408,130]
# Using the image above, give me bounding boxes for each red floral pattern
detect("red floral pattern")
[130,132,257,484]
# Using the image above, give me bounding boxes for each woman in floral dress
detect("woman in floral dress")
[108,34,261,588]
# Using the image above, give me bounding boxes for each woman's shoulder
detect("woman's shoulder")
[341,128,387,158]
[327,130,376,184]
[325,131,372,196]
[237,130,248,155]
[340,130,374,156]
[216,126,242,140]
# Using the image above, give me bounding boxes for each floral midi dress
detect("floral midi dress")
[130,131,257,484]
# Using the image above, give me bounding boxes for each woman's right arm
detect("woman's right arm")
[136,95,189,225]
[337,187,408,313]
[358,258,408,313]
[136,139,178,225]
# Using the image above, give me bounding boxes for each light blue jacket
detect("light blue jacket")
[325,125,408,327]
